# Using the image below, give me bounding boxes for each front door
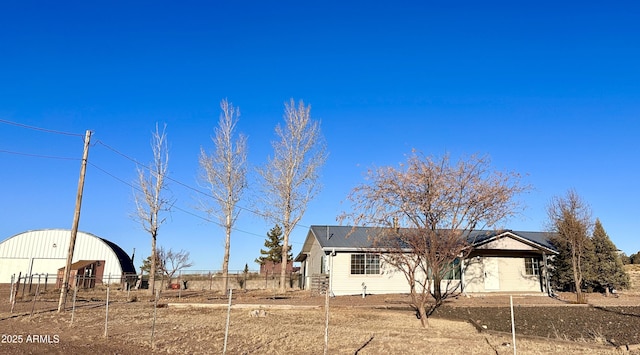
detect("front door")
[483,257,500,291]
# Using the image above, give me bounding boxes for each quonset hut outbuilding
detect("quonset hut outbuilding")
[0,229,136,285]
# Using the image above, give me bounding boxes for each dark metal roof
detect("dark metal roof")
[307,225,557,253]
[100,237,137,274]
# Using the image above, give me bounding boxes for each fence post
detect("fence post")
[11,272,22,313]
[71,278,78,325]
[151,288,160,349]
[10,274,15,303]
[104,273,111,338]
[21,275,27,300]
[223,288,233,354]
[30,274,41,317]
[324,285,330,355]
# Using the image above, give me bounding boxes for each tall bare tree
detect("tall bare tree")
[547,189,593,303]
[340,152,529,327]
[134,123,172,295]
[157,246,193,285]
[258,99,327,291]
[199,99,247,294]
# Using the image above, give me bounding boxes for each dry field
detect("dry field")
[1,285,637,354]
[0,287,636,354]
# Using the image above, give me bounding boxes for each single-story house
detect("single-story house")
[295,225,557,296]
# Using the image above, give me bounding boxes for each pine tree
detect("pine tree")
[549,234,577,291]
[549,231,596,292]
[255,225,292,265]
[589,219,629,292]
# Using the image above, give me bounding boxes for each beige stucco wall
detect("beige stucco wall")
[326,253,461,296]
[328,253,409,295]
[474,235,537,251]
[463,255,543,293]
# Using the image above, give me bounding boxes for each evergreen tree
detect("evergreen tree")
[549,234,578,291]
[140,255,162,277]
[589,219,630,291]
[255,225,292,265]
[549,231,596,292]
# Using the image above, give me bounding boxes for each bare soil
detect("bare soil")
[1,286,638,354]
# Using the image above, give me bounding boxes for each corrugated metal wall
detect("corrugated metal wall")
[0,229,130,283]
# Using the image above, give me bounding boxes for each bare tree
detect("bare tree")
[258,99,327,291]
[157,246,193,286]
[547,189,593,303]
[134,123,172,295]
[199,99,247,294]
[340,152,529,327]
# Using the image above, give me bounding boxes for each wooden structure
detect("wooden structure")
[57,260,105,289]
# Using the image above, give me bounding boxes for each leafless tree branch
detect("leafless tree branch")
[340,152,529,327]
[258,99,327,291]
[133,123,173,295]
[198,99,248,294]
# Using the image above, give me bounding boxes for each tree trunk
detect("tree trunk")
[408,282,430,328]
[572,250,584,303]
[222,219,231,295]
[417,305,429,327]
[433,277,442,302]
[149,234,156,295]
[279,241,288,292]
[279,221,291,292]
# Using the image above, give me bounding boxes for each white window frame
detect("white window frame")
[525,257,540,276]
[350,253,380,275]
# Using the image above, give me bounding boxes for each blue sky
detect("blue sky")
[1,1,638,271]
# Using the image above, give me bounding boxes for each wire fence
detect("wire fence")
[142,269,302,292]
[2,273,329,352]
[6,270,302,310]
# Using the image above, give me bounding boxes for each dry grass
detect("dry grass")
[0,288,631,354]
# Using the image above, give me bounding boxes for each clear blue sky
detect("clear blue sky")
[1,1,638,271]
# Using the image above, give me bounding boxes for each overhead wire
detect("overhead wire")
[0,149,79,161]
[0,118,85,137]
[88,161,292,243]
[0,119,310,244]
[93,139,309,232]
[0,119,86,160]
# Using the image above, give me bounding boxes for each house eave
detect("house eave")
[472,231,558,255]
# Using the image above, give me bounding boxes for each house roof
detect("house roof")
[298,225,557,257]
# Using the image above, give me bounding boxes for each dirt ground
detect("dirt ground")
[1,286,639,354]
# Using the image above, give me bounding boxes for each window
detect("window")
[525,258,540,276]
[351,254,380,275]
[427,259,461,280]
[442,258,461,280]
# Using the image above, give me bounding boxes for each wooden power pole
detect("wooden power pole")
[58,130,92,312]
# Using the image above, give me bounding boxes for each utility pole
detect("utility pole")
[58,130,92,312]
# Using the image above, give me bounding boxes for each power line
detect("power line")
[0,119,85,137]
[0,149,79,161]
[1,132,310,244]
[94,139,302,228]
[88,161,303,244]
